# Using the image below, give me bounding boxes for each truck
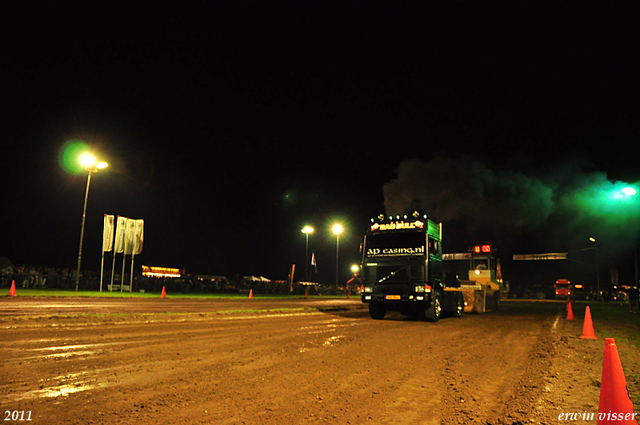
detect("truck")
[457,245,505,312]
[554,279,572,299]
[442,245,506,311]
[360,212,464,322]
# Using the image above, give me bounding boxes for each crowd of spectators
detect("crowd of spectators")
[1,264,99,289]
[1,263,342,295]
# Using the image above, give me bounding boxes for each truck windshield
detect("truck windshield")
[365,233,426,258]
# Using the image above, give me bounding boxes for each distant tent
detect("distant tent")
[243,275,271,283]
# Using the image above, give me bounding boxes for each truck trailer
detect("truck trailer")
[360,212,464,322]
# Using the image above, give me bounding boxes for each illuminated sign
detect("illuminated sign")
[473,245,491,254]
[367,246,425,257]
[142,265,181,278]
[370,220,425,232]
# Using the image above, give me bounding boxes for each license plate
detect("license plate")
[385,295,401,300]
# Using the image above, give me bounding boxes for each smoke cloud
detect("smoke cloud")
[383,155,640,261]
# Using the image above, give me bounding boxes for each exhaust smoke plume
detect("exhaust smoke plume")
[383,155,640,261]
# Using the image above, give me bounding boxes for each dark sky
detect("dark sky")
[2,3,640,288]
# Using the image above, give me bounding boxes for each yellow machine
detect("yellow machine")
[456,245,507,313]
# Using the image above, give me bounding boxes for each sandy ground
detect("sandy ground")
[0,297,638,425]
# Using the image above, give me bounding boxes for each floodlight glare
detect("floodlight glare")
[79,153,97,168]
[622,187,637,196]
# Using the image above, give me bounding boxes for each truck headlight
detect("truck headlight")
[415,286,425,293]
[364,286,373,293]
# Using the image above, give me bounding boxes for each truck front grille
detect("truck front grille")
[365,264,424,284]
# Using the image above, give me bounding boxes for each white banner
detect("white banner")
[513,253,567,260]
[133,219,144,255]
[114,216,128,254]
[443,253,472,261]
[124,218,136,255]
[102,215,115,252]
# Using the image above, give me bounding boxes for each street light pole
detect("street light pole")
[589,237,600,300]
[75,153,108,292]
[332,224,343,291]
[76,170,93,291]
[302,226,314,281]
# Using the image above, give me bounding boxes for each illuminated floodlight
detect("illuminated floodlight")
[612,186,637,199]
[622,187,637,196]
[96,161,109,169]
[301,225,314,234]
[332,224,344,235]
[79,153,97,168]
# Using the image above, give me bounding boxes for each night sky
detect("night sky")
[2,3,640,289]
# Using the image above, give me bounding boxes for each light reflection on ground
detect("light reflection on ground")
[3,369,116,401]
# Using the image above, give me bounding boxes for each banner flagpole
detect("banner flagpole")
[121,253,127,292]
[130,253,135,294]
[110,251,117,292]
[130,219,144,293]
[100,215,115,293]
[112,216,127,292]
[100,251,105,292]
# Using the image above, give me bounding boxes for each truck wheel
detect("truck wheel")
[425,291,441,322]
[369,303,386,320]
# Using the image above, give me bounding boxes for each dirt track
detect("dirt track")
[1,297,638,424]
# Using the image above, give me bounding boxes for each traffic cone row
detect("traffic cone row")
[9,280,16,297]
[570,307,638,423]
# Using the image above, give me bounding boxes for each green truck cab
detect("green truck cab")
[361,212,464,322]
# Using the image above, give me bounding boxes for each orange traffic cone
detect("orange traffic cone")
[579,306,597,339]
[248,289,253,299]
[598,338,639,425]
[567,300,575,321]
[9,280,16,297]
[161,286,166,299]
[304,290,308,299]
